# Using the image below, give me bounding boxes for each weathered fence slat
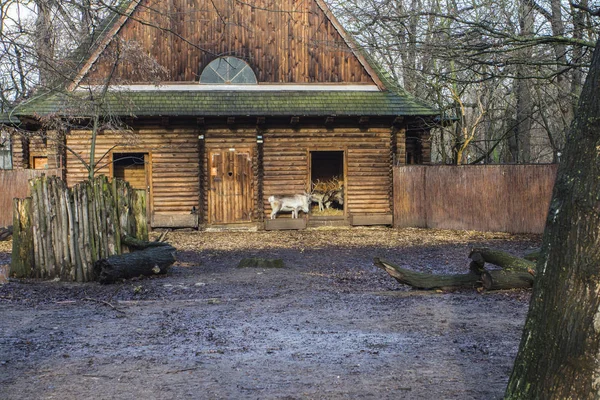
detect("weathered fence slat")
[10,198,33,278]
[11,175,147,282]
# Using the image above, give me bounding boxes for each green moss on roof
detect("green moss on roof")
[0,112,20,124]
[14,90,438,118]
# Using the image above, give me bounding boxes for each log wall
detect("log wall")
[0,168,61,226]
[263,127,392,218]
[394,164,558,234]
[85,0,374,85]
[66,128,200,221]
[63,125,395,226]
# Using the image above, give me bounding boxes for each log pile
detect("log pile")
[374,247,536,291]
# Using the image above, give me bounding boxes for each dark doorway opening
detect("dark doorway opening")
[113,152,148,190]
[310,151,344,216]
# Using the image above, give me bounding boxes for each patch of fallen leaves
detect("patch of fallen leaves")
[157,227,538,253]
[0,239,11,253]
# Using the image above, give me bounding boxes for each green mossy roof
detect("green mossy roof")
[0,113,20,124]
[14,90,437,118]
[11,0,439,120]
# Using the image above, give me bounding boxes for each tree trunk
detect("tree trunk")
[34,0,55,86]
[469,247,536,273]
[374,258,481,291]
[481,270,534,290]
[505,36,600,398]
[94,244,176,284]
[513,0,535,163]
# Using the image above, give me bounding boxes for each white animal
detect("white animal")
[268,194,310,219]
[310,192,327,212]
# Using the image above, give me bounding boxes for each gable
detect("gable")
[82,0,379,86]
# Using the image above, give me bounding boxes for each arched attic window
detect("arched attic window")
[199,57,257,84]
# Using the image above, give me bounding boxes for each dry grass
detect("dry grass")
[310,205,343,216]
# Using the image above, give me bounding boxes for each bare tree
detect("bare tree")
[328,0,598,164]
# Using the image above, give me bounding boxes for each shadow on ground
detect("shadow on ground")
[0,228,536,399]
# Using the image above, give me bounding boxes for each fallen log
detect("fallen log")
[523,249,542,262]
[94,244,176,284]
[375,250,537,292]
[374,258,481,291]
[0,226,13,241]
[481,270,534,290]
[469,247,536,274]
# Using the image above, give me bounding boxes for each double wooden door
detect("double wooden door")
[208,149,253,224]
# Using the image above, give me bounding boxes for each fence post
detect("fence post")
[134,189,148,241]
[10,198,34,278]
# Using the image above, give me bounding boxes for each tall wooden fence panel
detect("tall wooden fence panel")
[10,175,147,281]
[394,165,558,234]
[0,169,61,226]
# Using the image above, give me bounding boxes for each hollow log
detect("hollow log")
[481,270,535,290]
[373,258,481,291]
[94,244,176,284]
[469,247,536,274]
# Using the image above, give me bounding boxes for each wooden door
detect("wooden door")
[209,149,253,224]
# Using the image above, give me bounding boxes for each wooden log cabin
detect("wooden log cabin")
[11,0,437,230]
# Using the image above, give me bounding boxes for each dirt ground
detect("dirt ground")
[0,227,538,400]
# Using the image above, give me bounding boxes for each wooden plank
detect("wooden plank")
[152,213,198,228]
[264,218,307,230]
[350,214,393,226]
[0,169,62,226]
[393,165,558,233]
[84,0,374,84]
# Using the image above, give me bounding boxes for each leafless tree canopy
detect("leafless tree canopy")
[328,0,599,163]
[0,0,598,164]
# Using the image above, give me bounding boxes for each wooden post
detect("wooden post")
[10,198,34,278]
[30,179,42,278]
[133,189,148,241]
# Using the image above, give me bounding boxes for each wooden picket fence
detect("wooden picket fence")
[11,175,148,281]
